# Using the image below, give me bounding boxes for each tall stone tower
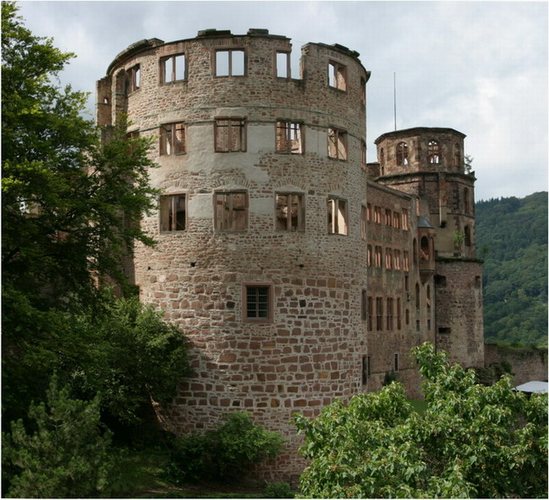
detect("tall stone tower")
[374,128,484,367]
[97,29,370,480]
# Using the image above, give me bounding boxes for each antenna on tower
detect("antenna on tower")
[393,72,397,131]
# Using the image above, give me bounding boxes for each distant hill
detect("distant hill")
[475,192,548,348]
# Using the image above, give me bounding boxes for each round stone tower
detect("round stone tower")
[374,128,484,368]
[97,29,370,479]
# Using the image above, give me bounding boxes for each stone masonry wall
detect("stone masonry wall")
[484,344,548,386]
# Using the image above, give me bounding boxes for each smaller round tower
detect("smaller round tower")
[374,127,484,368]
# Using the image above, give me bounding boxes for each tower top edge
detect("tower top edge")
[374,127,466,145]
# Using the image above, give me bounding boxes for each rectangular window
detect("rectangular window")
[403,251,410,272]
[327,127,347,160]
[276,51,290,78]
[397,298,402,330]
[361,290,367,321]
[394,353,399,372]
[244,285,271,321]
[328,61,347,91]
[327,197,348,235]
[385,248,392,270]
[393,212,401,229]
[386,297,394,330]
[385,209,392,227]
[214,191,248,231]
[376,297,383,331]
[367,245,373,267]
[367,296,373,331]
[128,64,140,93]
[405,308,410,325]
[160,122,185,155]
[360,205,367,240]
[393,250,401,270]
[215,49,245,76]
[362,355,370,385]
[374,246,382,267]
[215,118,246,152]
[367,203,372,222]
[402,208,409,230]
[374,206,382,224]
[160,194,186,231]
[161,53,186,83]
[276,121,303,154]
[275,193,304,231]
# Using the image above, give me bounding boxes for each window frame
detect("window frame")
[159,193,187,232]
[396,142,409,166]
[275,121,303,154]
[275,192,305,231]
[214,118,247,152]
[242,283,273,323]
[127,64,141,93]
[215,48,246,77]
[214,191,248,231]
[275,50,291,79]
[376,297,383,331]
[327,196,348,235]
[159,122,186,156]
[428,139,440,164]
[328,61,347,91]
[160,53,186,84]
[327,127,348,160]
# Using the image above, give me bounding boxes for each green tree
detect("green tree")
[2,377,113,498]
[296,343,548,498]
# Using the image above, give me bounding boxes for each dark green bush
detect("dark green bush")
[170,412,283,482]
[2,377,114,498]
[264,481,294,498]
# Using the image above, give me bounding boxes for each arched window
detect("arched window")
[396,142,408,166]
[464,225,471,247]
[428,140,440,164]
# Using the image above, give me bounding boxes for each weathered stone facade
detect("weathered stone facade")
[97,29,484,481]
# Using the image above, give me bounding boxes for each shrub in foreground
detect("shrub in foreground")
[170,412,284,482]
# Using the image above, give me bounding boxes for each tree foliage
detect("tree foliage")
[476,192,548,347]
[296,343,548,498]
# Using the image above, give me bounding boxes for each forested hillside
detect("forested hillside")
[475,192,548,347]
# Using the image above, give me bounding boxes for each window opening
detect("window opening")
[454,143,461,168]
[396,142,408,166]
[385,209,392,227]
[360,205,367,240]
[374,206,382,224]
[403,251,410,272]
[376,297,383,331]
[374,246,383,267]
[405,308,410,325]
[394,353,399,372]
[435,274,447,286]
[385,248,392,270]
[275,193,304,231]
[215,49,245,76]
[402,208,409,230]
[160,122,185,156]
[214,191,248,231]
[276,51,290,78]
[464,225,471,246]
[360,77,366,105]
[245,285,270,320]
[362,355,371,385]
[428,140,440,164]
[367,297,373,331]
[367,203,372,221]
[328,61,347,90]
[215,118,246,152]
[127,64,140,93]
[327,127,347,160]
[160,194,186,231]
[327,197,348,235]
[367,245,373,267]
[393,250,401,270]
[464,188,470,214]
[397,298,402,330]
[393,212,401,229]
[386,297,394,330]
[276,121,303,154]
[415,283,420,310]
[420,236,430,260]
[361,290,367,321]
[161,53,186,83]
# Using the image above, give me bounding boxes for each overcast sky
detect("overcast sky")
[17,1,548,201]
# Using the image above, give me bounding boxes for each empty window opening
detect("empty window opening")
[413,238,418,264]
[428,140,440,164]
[386,297,394,330]
[367,203,372,221]
[402,208,409,230]
[438,327,451,334]
[276,121,303,154]
[367,245,373,267]
[393,212,401,229]
[376,297,383,331]
[275,193,304,231]
[214,191,248,231]
[405,308,410,325]
[160,122,185,156]
[127,64,140,93]
[215,49,245,76]
[374,206,382,224]
[328,61,347,90]
[362,355,371,385]
[327,197,348,235]
[393,250,401,270]
[393,353,400,372]
[416,319,420,332]
[276,51,290,78]
[385,209,392,226]
[385,248,392,270]
[215,118,246,152]
[464,225,471,247]
[403,252,410,272]
[404,274,409,292]
[396,142,409,166]
[397,298,402,330]
[435,274,447,286]
[420,236,430,260]
[161,53,186,83]
[454,143,461,168]
[475,276,481,288]
[367,297,373,331]
[374,246,383,267]
[245,285,271,321]
[415,282,420,311]
[160,194,186,232]
[327,127,348,160]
